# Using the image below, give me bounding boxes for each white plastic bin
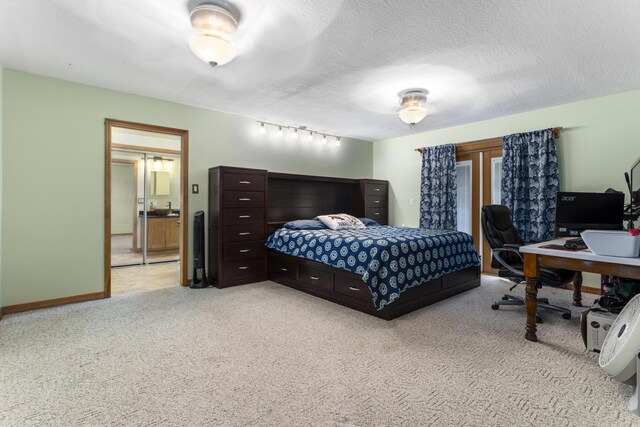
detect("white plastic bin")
[581,230,640,258]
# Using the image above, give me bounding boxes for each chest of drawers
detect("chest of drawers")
[360,179,389,225]
[208,166,268,287]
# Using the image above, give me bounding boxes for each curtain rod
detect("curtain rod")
[414,127,562,154]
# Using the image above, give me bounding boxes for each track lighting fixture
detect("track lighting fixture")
[256,121,342,148]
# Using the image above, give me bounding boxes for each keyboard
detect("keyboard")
[564,238,588,250]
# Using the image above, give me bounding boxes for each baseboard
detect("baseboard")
[1,291,106,315]
[566,283,601,296]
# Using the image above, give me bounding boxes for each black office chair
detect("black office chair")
[481,205,574,321]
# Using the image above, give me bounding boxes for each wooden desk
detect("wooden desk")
[520,239,640,342]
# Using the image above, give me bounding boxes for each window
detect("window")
[491,157,503,205]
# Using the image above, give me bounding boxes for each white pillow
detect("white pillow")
[316,214,365,230]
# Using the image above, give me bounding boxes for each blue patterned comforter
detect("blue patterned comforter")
[265,226,480,310]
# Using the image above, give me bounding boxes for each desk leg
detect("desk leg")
[524,253,539,342]
[572,272,583,307]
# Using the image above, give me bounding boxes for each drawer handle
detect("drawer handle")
[238,181,251,184]
[238,266,249,270]
[373,212,380,216]
[238,232,251,236]
[348,286,360,292]
[281,268,288,272]
[238,215,251,219]
[374,200,380,204]
[239,249,251,253]
[239,198,251,201]
[374,188,381,192]
[310,276,319,280]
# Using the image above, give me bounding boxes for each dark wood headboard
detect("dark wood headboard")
[267,172,361,234]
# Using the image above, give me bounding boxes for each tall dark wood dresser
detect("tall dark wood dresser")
[359,179,389,225]
[208,166,268,287]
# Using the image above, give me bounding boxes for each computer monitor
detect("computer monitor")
[554,192,624,237]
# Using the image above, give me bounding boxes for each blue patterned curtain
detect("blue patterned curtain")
[419,144,457,230]
[501,129,559,242]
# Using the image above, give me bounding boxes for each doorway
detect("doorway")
[454,139,503,275]
[105,119,189,297]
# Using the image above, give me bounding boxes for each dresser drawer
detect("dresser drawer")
[223,191,265,208]
[365,195,387,208]
[222,172,265,192]
[221,258,266,282]
[365,183,388,196]
[270,256,298,281]
[298,266,333,292]
[224,241,265,261]
[364,208,388,224]
[334,275,372,302]
[222,208,264,226]
[222,224,265,242]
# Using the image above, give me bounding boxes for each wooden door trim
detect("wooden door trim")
[105,119,189,298]
[112,143,181,156]
[481,149,503,274]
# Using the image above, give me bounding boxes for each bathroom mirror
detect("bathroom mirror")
[150,171,171,196]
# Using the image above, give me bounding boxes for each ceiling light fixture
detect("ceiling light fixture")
[259,122,266,134]
[189,4,239,67]
[335,137,341,147]
[398,88,428,126]
[292,128,299,139]
[321,135,327,145]
[277,126,283,137]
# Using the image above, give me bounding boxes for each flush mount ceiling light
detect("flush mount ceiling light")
[189,4,239,67]
[397,88,428,126]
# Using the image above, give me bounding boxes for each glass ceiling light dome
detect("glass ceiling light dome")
[189,4,239,67]
[398,88,428,126]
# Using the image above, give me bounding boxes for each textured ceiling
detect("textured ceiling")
[1,0,639,141]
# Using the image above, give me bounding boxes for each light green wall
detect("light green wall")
[0,64,3,313]
[2,69,373,307]
[374,90,640,228]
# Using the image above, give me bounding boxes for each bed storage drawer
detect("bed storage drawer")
[270,256,297,281]
[298,266,333,292]
[442,265,480,289]
[334,275,371,302]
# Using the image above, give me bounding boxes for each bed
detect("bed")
[267,224,480,311]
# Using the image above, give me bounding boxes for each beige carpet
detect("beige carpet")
[0,277,635,426]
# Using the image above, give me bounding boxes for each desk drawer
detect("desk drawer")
[222,224,265,242]
[223,191,264,208]
[222,208,264,226]
[224,242,265,261]
[222,172,265,192]
[298,266,333,292]
[334,275,371,302]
